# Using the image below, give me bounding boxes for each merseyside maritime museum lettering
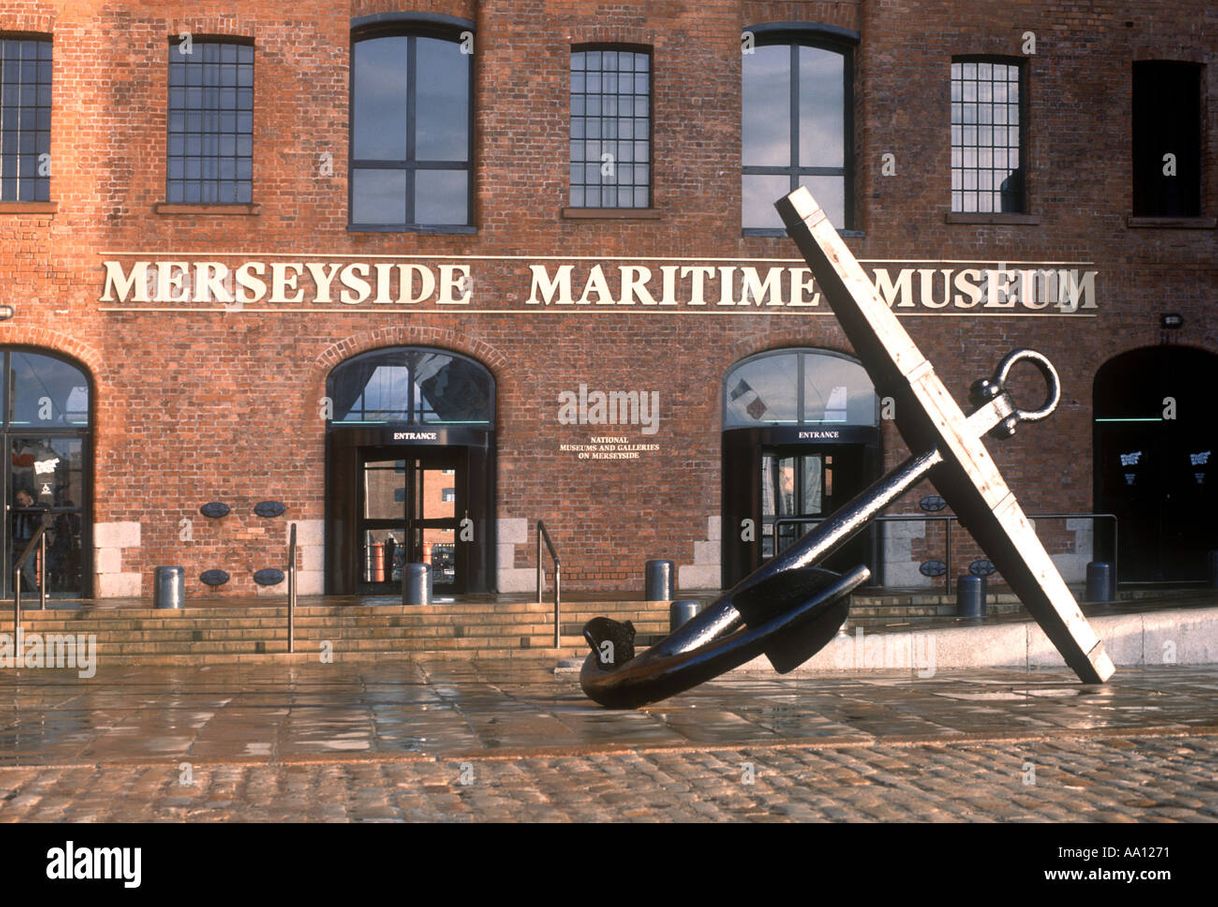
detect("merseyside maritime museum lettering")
[99,259,1098,313]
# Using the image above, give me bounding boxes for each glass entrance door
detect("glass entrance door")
[762,452,831,558]
[760,445,870,574]
[3,436,88,598]
[358,450,464,593]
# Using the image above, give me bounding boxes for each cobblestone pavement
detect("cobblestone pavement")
[1,733,1216,822]
[2,661,1217,821]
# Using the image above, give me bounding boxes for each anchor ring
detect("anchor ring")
[971,348,1061,425]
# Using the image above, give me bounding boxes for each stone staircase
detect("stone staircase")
[11,600,674,666]
[8,591,1038,667]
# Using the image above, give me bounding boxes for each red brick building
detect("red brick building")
[0,1,1214,602]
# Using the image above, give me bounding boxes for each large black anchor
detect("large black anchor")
[580,187,1114,709]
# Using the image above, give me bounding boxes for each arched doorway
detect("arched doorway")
[1094,346,1218,583]
[1,348,92,599]
[325,347,496,594]
[721,349,880,587]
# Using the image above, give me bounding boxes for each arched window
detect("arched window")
[350,19,473,230]
[328,347,494,427]
[3,349,89,427]
[742,26,855,232]
[724,349,875,429]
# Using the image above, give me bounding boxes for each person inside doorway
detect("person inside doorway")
[12,488,42,592]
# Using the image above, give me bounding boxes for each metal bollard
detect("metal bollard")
[1086,561,1116,603]
[402,563,432,606]
[669,599,702,633]
[956,574,986,618]
[644,559,675,602]
[154,566,185,610]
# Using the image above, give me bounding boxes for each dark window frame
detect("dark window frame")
[0,34,52,203]
[568,43,654,211]
[348,22,475,233]
[723,347,878,429]
[741,28,856,235]
[165,35,255,206]
[327,346,496,428]
[1132,60,1204,218]
[950,54,1028,215]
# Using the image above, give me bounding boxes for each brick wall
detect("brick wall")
[0,0,1214,597]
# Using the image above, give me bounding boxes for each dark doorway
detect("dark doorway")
[357,449,464,594]
[1094,346,1218,582]
[325,347,496,595]
[761,444,871,568]
[722,349,880,587]
[1,349,92,600]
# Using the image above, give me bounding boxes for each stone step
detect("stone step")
[11,621,672,643]
[82,634,659,656]
[12,610,670,630]
[86,648,591,667]
[15,600,677,619]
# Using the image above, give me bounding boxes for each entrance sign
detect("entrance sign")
[579,187,1113,709]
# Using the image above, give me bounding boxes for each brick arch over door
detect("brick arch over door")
[0,328,106,385]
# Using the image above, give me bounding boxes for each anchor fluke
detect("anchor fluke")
[579,565,868,709]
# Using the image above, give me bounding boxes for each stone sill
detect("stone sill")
[945,212,1040,225]
[561,207,662,220]
[154,203,261,216]
[1126,216,1216,229]
[0,201,57,214]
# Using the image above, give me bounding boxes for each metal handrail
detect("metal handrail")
[287,522,297,653]
[13,521,49,631]
[774,511,1119,594]
[536,520,562,648]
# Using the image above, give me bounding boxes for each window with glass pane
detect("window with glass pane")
[570,47,651,209]
[167,39,253,204]
[742,39,849,231]
[724,349,875,429]
[0,37,52,202]
[329,348,494,426]
[6,351,89,427]
[351,32,471,229]
[950,58,1024,214]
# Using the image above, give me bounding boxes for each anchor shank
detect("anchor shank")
[657,447,943,659]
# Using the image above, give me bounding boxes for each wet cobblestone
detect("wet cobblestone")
[1,661,1216,821]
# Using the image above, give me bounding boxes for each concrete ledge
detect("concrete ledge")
[730,607,1218,676]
